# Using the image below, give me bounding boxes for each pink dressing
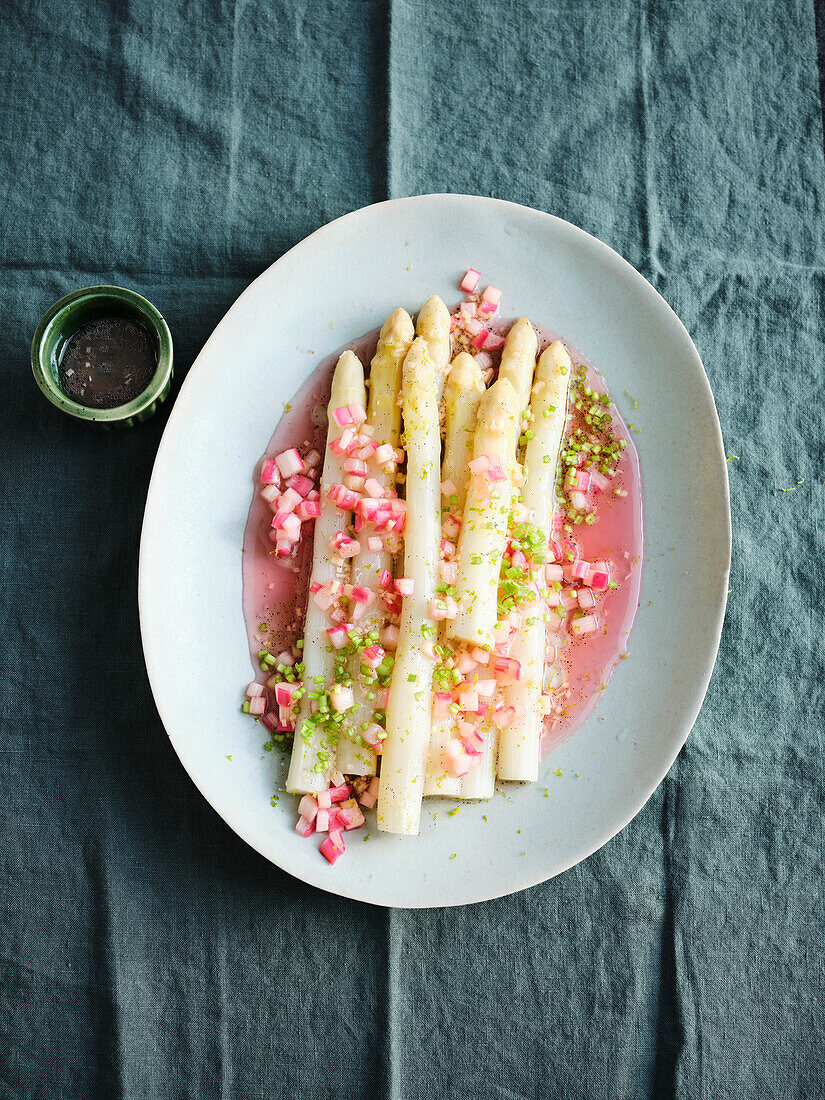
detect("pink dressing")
[242,318,643,759]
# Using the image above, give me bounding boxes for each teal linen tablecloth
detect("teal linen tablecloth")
[1,1,823,1096]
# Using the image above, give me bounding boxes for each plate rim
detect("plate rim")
[139,193,731,908]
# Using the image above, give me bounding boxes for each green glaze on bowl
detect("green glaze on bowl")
[31,285,173,426]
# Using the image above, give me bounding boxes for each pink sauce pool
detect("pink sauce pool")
[242,317,643,757]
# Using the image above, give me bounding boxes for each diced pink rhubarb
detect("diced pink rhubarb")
[275,448,305,478]
[461,730,484,756]
[312,585,334,611]
[331,405,355,428]
[320,830,345,864]
[432,692,452,719]
[492,655,523,681]
[459,268,481,293]
[358,497,380,521]
[473,330,505,351]
[457,688,479,712]
[509,549,529,573]
[571,614,599,635]
[586,564,610,591]
[454,651,477,675]
[491,704,517,730]
[326,625,350,649]
[362,644,385,669]
[278,487,303,514]
[260,483,281,507]
[329,531,360,557]
[329,685,354,713]
[279,512,302,541]
[275,683,297,707]
[298,795,318,823]
[361,724,385,751]
[429,598,448,621]
[340,538,361,558]
[260,460,279,485]
[442,739,471,777]
[327,483,360,510]
[560,589,578,611]
[567,470,591,492]
[343,457,367,479]
[337,804,366,830]
[589,469,611,492]
[442,516,461,540]
[287,474,314,497]
[572,558,591,580]
[364,477,386,499]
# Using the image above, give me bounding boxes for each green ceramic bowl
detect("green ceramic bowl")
[31,285,173,426]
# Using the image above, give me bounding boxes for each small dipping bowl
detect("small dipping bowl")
[31,285,173,426]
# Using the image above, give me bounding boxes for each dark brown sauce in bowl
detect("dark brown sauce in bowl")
[58,316,157,409]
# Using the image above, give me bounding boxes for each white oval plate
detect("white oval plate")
[139,195,730,908]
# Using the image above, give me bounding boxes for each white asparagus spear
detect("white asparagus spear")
[423,353,485,796]
[456,321,538,798]
[447,377,520,648]
[338,308,414,775]
[440,353,486,490]
[498,340,572,781]
[498,318,539,413]
[415,295,451,404]
[377,338,441,835]
[286,350,366,794]
[367,308,413,450]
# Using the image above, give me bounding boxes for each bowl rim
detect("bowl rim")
[31,284,173,422]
